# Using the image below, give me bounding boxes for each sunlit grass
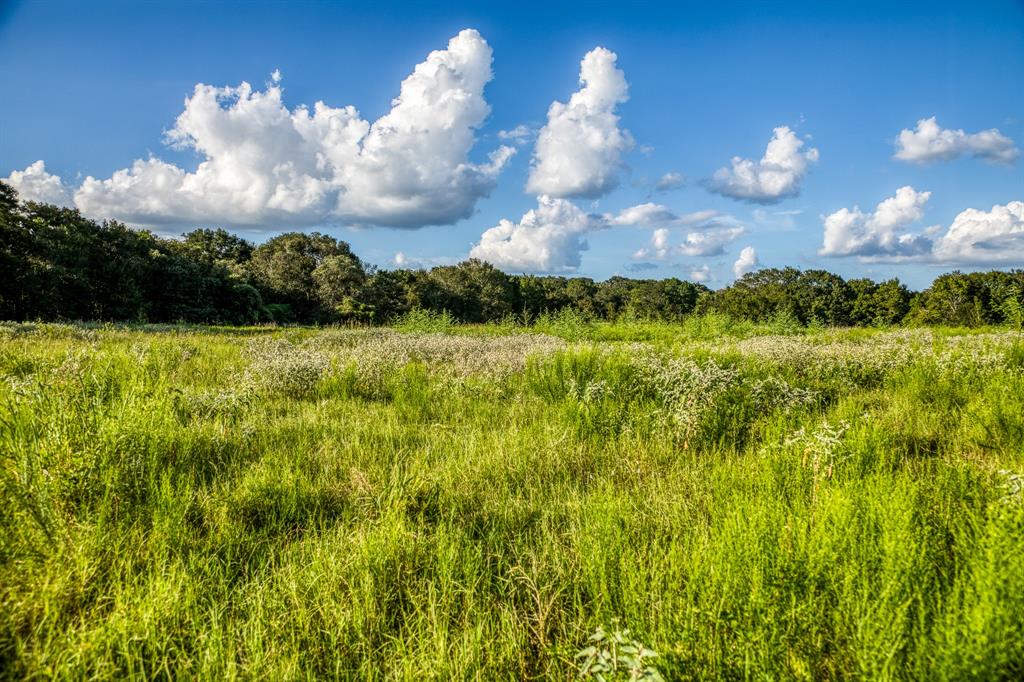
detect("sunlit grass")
[1,321,1022,679]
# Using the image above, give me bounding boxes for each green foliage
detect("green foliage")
[393,308,458,333]
[1,324,1023,678]
[534,307,596,341]
[576,621,664,681]
[4,180,1024,329]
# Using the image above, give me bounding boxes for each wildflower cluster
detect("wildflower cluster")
[566,378,610,404]
[632,350,740,444]
[785,420,851,482]
[708,329,1018,385]
[996,469,1024,507]
[314,329,565,384]
[173,386,254,421]
[750,376,819,412]
[243,338,330,398]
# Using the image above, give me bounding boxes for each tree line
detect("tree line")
[2,181,1023,327]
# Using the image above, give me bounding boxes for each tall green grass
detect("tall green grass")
[0,324,1022,679]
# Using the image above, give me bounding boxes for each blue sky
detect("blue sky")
[2,0,1023,289]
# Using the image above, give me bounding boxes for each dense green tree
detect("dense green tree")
[248,232,364,322]
[427,259,517,322]
[870,279,913,326]
[357,269,421,322]
[5,180,1024,329]
[180,228,254,265]
[516,275,570,319]
[595,276,635,320]
[909,271,1024,327]
[565,278,599,318]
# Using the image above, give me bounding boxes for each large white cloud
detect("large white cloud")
[820,186,933,258]
[707,126,818,203]
[13,29,513,230]
[3,160,73,207]
[733,246,759,278]
[469,195,605,273]
[894,117,1019,165]
[932,201,1024,264]
[820,186,1024,265]
[525,47,633,199]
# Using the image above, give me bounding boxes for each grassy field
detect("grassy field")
[1,318,1023,680]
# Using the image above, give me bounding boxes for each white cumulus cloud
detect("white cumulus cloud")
[689,265,711,282]
[607,203,718,228]
[632,223,744,260]
[525,47,633,199]
[678,226,745,257]
[18,29,513,230]
[653,172,685,193]
[819,186,933,258]
[707,126,818,203]
[894,117,1019,165]
[497,124,534,144]
[625,204,743,260]
[633,227,672,260]
[472,196,729,273]
[932,201,1024,264]
[733,246,759,278]
[469,195,606,273]
[3,160,73,207]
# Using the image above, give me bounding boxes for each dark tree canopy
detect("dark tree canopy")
[2,181,1022,328]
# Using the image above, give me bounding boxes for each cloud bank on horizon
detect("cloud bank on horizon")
[821,187,1024,265]
[3,27,1022,280]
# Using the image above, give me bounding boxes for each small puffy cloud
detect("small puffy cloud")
[932,201,1024,264]
[3,160,73,206]
[707,126,818,203]
[678,226,745,257]
[497,124,534,144]
[25,29,512,230]
[733,246,759,278]
[469,195,606,273]
[526,47,633,199]
[752,208,801,231]
[391,251,454,270]
[391,252,451,269]
[624,261,659,273]
[633,227,672,260]
[819,186,933,258]
[622,203,743,261]
[607,203,718,227]
[894,117,1019,165]
[653,172,685,193]
[632,223,744,260]
[689,265,711,282]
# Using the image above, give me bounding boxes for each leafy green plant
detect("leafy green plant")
[575,621,664,681]
[534,307,595,341]
[393,307,457,333]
